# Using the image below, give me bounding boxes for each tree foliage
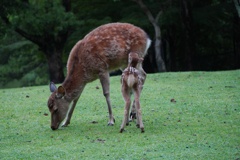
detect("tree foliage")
[0,0,238,88]
[1,0,80,84]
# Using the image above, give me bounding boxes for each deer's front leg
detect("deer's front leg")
[99,72,115,126]
[61,96,80,127]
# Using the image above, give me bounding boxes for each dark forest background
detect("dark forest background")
[0,0,239,88]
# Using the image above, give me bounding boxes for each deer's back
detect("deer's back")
[66,23,150,84]
[73,23,149,70]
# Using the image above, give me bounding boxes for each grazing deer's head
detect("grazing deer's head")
[47,82,70,130]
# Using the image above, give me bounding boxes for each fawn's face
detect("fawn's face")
[47,83,69,130]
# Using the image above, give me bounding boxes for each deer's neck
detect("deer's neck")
[62,68,87,101]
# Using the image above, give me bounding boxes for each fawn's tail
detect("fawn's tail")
[127,74,136,88]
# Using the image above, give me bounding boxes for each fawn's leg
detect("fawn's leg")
[130,70,146,122]
[99,72,115,126]
[120,85,131,133]
[61,96,80,127]
[134,89,144,133]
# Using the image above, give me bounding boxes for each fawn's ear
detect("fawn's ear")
[56,86,65,99]
[139,58,144,63]
[50,82,57,92]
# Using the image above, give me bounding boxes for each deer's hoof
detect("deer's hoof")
[136,124,140,128]
[141,128,145,133]
[107,122,114,126]
[120,129,124,133]
[130,112,136,120]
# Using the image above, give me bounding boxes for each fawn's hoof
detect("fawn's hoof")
[141,128,145,133]
[120,129,124,133]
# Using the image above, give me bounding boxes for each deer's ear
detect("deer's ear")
[56,86,65,99]
[50,82,57,92]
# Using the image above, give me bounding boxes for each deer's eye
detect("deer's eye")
[48,100,54,110]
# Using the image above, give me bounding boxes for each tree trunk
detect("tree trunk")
[233,0,240,69]
[46,49,65,83]
[134,0,166,72]
[154,24,167,72]
[181,0,196,71]
[15,27,66,83]
[166,26,177,71]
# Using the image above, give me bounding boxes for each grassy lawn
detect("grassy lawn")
[0,70,239,160]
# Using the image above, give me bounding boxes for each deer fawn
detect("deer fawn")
[120,52,146,133]
[47,22,151,130]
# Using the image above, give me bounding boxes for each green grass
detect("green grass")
[0,70,239,160]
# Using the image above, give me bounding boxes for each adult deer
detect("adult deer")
[120,52,146,133]
[47,22,151,130]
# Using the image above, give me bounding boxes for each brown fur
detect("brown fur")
[47,23,151,130]
[120,52,146,133]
